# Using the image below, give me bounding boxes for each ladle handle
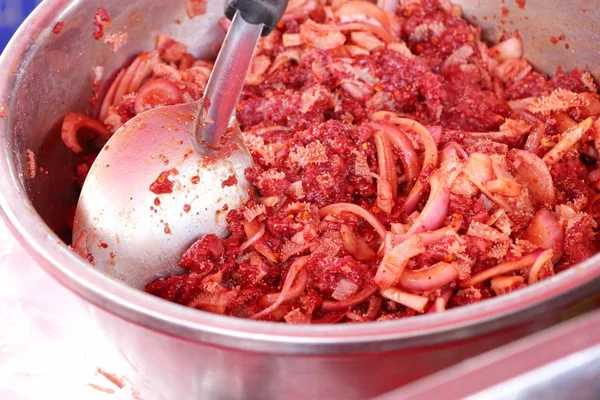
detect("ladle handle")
[225,0,290,36]
[196,12,263,150]
[197,0,289,150]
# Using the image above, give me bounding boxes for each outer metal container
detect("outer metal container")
[377,310,600,399]
[0,1,599,399]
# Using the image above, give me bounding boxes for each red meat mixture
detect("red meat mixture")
[63,0,600,323]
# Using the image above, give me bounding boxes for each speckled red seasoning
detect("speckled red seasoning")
[97,368,125,389]
[515,0,526,9]
[550,33,566,45]
[52,22,64,34]
[221,174,238,188]
[93,8,111,40]
[149,169,178,194]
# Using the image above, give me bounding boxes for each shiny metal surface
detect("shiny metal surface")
[459,0,600,82]
[73,8,263,288]
[73,103,252,289]
[198,11,262,148]
[377,310,600,400]
[0,0,599,399]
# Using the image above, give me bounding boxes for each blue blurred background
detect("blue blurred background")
[0,0,43,51]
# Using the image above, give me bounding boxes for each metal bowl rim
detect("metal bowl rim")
[1,0,599,353]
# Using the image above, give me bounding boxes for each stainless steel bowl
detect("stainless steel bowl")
[0,1,599,399]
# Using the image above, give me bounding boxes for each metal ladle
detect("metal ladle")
[73,0,289,289]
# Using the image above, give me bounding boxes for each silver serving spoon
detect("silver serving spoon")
[73,0,289,289]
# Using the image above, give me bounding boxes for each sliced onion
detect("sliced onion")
[489,36,523,62]
[399,262,459,292]
[440,142,468,162]
[332,279,359,301]
[374,236,425,288]
[508,97,535,112]
[128,52,160,96]
[344,311,367,322]
[427,289,454,314]
[114,55,144,105]
[370,122,420,185]
[340,225,377,261]
[243,219,278,263]
[239,222,266,252]
[441,44,474,75]
[463,153,512,211]
[485,178,522,197]
[383,118,438,214]
[403,181,425,214]
[394,214,463,246]
[391,118,438,179]
[319,203,387,240]
[345,44,371,56]
[528,248,554,283]
[461,249,544,287]
[551,112,578,134]
[523,208,564,262]
[134,78,184,114]
[508,149,556,207]
[461,127,528,143]
[463,152,493,182]
[340,80,371,100]
[334,0,392,33]
[61,113,111,154]
[431,297,446,313]
[494,59,531,83]
[467,220,509,242]
[579,92,600,117]
[282,33,303,48]
[282,0,319,22]
[406,171,450,235]
[258,267,309,307]
[380,288,429,312]
[312,313,345,324]
[543,117,593,166]
[246,55,271,86]
[322,286,378,311]
[350,31,385,51]
[99,69,125,121]
[523,119,545,151]
[526,89,585,115]
[284,308,311,324]
[365,296,383,319]
[300,20,346,50]
[269,49,301,73]
[189,289,238,314]
[427,125,442,144]
[373,130,397,213]
[490,276,524,295]
[251,256,309,319]
[337,22,394,43]
[377,0,397,13]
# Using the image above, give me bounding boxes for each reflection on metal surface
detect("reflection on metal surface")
[377,310,600,400]
[458,0,600,82]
